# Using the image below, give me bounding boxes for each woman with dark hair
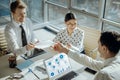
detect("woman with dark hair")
[53,12,84,54]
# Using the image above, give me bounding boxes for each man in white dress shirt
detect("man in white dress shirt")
[53,31,120,80]
[5,0,38,56]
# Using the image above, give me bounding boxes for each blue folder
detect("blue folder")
[16,60,33,71]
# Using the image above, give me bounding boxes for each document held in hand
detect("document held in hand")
[35,40,54,49]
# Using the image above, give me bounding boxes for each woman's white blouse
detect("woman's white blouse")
[53,27,84,52]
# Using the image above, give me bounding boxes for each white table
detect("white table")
[0,51,95,80]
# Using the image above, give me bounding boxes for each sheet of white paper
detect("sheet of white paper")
[35,40,54,49]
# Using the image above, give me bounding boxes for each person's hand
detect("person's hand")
[26,40,40,50]
[66,43,71,48]
[34,40,40,45]
[26,43,35,51]
[53,42,69,54]
[53,42,62,52]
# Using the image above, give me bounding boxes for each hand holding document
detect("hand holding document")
[52,42,81,54]
[35,40,54,49]
[34,40,79,54]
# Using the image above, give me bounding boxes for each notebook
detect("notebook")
[44,53,78,80]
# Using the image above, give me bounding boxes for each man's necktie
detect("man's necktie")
[20,25,27,46]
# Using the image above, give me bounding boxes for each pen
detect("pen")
[28,68,40,80]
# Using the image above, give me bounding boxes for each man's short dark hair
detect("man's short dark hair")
[10,0,27,13]
[100,31,120,54]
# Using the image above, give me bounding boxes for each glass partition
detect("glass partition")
[71,0,99,15]
[0,0,120,31]
[48,4,68,30]
[25,0,44,24]
[47,0,68,7]
[103,23,120,32]
[105,0,120,23]
[76,12,98,29]
[48,1,99,30]
[0,0,10,25]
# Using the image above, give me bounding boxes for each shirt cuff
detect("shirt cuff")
[70,45,84,53]
[68,49,76,55]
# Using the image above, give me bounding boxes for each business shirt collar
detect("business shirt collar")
[65,27,78,36]
[12,19,25,27]
[104,56,117,67]
[73,27,78,32]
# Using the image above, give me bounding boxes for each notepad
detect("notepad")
[16,60,33,71]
